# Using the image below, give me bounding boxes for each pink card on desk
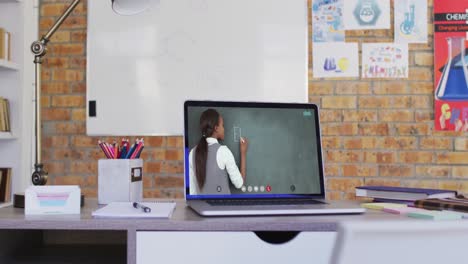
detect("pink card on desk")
[383,206,426,215]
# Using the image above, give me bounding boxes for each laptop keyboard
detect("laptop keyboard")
[206,199,326,206]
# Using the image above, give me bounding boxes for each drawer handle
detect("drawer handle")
[254,231,300,244]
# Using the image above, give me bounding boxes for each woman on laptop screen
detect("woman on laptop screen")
[189,109,248,195]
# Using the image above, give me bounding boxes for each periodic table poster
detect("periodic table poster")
[434,0,468,131]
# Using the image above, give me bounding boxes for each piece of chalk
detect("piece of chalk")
[241,137,245,143]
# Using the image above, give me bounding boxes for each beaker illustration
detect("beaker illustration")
[435,37,468,101]
[323,57,336,71]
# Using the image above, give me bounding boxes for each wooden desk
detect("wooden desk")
[0,199,408,264]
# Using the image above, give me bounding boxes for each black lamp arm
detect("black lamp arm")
[31,0,82,185]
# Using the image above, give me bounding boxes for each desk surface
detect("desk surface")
[0,199,412,232]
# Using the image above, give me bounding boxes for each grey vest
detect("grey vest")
[194,143,231,194]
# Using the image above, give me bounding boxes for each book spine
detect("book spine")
[414,200,468,213]
[0,169,7,203]
[0,98,5,131]
[0,28,4,60]
[6,31,10,61]
[4,98,9,131]
[4,169,11,202]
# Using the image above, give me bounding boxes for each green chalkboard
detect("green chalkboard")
[187,106,322,195]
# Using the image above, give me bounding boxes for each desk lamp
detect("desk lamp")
[12,0,155,208]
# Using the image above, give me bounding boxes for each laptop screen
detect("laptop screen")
[184,101,324,199]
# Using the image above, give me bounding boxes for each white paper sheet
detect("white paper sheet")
[394,0,428,43]
[92,202,176,218]
[313,42,359,78]
[312,0,345,42]
[362,43,409,79]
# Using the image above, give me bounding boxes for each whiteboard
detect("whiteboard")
[87,0,308,136]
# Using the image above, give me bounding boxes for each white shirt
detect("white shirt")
[189,137,244,194]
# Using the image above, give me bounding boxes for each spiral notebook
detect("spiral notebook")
[92,202,176,218]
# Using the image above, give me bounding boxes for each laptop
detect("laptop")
[183,100,365,216]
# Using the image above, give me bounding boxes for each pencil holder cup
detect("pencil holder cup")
[98,159,143,204]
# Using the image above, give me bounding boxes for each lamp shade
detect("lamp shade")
[111,0,154,15]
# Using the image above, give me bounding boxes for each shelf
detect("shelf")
[0,0,35,212]
[0,132,15,140]
[0,60,19,71]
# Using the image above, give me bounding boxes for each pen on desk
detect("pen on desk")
[133,202,151,213]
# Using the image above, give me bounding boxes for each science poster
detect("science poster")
[343,0,390,30]
[313,42,359,78]
[312,0,344,42]
[394,0,428,43]
[434,0,468,131]
[361,43,408,79]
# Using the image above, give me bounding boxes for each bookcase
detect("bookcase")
[0,0,37,206]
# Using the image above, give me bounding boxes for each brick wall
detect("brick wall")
[40,0,468,200]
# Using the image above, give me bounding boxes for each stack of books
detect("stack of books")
[0,168,12,203]
[0,27,11,61]
[0,97,10,132]
[355,186,457,205]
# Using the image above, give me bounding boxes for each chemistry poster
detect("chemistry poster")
[362,43,409,79]
[394,0,428,43]
[312,0,344,42]
[343,0,390,30]
[313,43,359,78]
[434,0,468,131]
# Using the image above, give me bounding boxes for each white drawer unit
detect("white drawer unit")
[136,231,336,264]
